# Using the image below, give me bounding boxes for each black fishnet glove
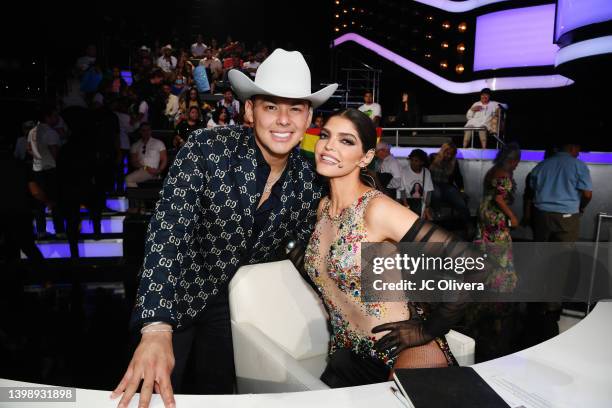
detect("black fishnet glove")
[373,219,488,354]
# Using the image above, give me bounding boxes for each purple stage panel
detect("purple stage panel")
[474,4,559,71]
[38,216,125,235]
[391,147,612,164]
[25,240,123,259]
[106,197,128,212]
[555,0,612,41]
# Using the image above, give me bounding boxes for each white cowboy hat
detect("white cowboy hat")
[228,49,338,109]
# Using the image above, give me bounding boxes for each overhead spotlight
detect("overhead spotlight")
[426,16,434,22]
[458,22,467,32]
[442,21,451,30]
[455,64,465,74]
[424,52,432,59]
[425,33,433,40]
[335,0,340,4]
[351,7,355,11]
[342,23,347,27]
[343,9,348,13]
[441,41,449,49]
[351,21,355,25]
[335,14,339,18]
[335,27,340,32]
[440,60,448,69]
[457,43,466,53]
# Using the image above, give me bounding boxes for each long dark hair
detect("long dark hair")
[325,108,379,188]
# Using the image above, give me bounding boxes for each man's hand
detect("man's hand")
[471,106,483,112]
[111,329,176,408]
[145,167,158,176]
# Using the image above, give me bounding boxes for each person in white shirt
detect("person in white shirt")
[375,142,404,200]
[358,90,382,126]
[126,123,168,187]
[401,149,434,219]
[162,82,179,127]
[463,88,501,149]
[190,34,208,58]
[242,53,260,79]
[157,45,177,73]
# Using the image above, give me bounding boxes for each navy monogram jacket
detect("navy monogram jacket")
[132,126,323,329]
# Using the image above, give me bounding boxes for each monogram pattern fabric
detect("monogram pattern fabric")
[132,126,322,329]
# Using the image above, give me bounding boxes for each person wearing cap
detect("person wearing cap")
[157,44,177,73]
[463,88,501,149]
[375,142,405,201]
[112,49,337,407]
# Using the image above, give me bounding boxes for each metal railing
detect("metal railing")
[381,127,505,149]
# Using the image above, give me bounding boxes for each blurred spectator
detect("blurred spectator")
[110,66,128,96]
[191,34,208,58]
[126,123,168,187]
[157,44,177,73]
[207,106,234,128]
[112,98,135,192]
[391,91,419,127]
[209,38,220,55]
[14,121,36,161]
[358,90,381,126]
[463,88,501,149]
[402,149,433,219]
[171,70,188,95]
[178,87,203,123]
[199,48,223,93]
[133,69,165,128]
[217,90,240,121]
[309,114,324,129]
[192,63,210,94]
[162,82,179,128]
[174,106,204,149]
[222,53,243,80]
[75,44,97,75]
[0,151,43,263]
[530,142,592,242]
[375,142,404,201]
[430,142,470,223]
[242,53,260,79]
[27,106,65,239]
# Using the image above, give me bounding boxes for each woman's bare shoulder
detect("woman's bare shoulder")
[365,192,419,242]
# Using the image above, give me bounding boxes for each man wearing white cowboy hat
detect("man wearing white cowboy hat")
[157,44,177,73]
[112,49,337,408]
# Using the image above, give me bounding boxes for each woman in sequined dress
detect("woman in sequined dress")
[304,109,457,388]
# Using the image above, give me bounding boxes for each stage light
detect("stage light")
[425,33,433,40]
[457,43,466,53]
[335,27,340,32]
[442,21,451,29]
[455,64,465,74]
[335,0,339,4]
[440,60,448,69]
[458,22,467,32]
[335,14,339,18]
[343,9,347,13]
[427,16,434,22]
[441,41,449,49]
[352,7,355,11]
[351,21,355,25]
[424,52,432,59]
[343,23,347,28]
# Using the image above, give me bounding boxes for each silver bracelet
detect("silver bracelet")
[140,321,173,334]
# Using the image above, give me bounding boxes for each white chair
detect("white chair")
[229,260,475,394]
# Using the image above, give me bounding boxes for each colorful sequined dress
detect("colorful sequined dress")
[305,189,456,369]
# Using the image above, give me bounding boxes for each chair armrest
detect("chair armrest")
[232,321,330,393]
[445,329,475,366]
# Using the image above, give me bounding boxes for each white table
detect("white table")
[2,301,611,408]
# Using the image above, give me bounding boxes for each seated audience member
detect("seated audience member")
[463,88,501,149]
[217,90,240,122]
[401,149,434,219]
[191,34,208,58]
[206,106,234,128]
[430,143,470,223]
[14,120,36,161]
[177,87,203,124]
[358,90,382,126]
[126,123,168,187]
[242,53,260,79]
[392,91,419,127]
[112,98,135,192]
[156,44,177,74]
[375,142,404,200]
[162,82,179,128]
[309,114,324,129]
[174,106,204,149]
[199,48,223,93]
